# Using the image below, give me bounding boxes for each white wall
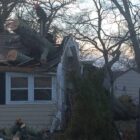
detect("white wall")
[114,70,140,104]
[0,104,57,130]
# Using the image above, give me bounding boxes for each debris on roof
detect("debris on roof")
[0,21,65,73]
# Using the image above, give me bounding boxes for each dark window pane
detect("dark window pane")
[11,77,28,88]
[34,77,52,88]
[34,89,52,100]
[11,90,28,101]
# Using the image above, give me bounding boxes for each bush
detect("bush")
[118,95,137,118]
[64,69,115,140]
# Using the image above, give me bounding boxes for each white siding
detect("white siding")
[114,70,140,104]
[0,104,57,130]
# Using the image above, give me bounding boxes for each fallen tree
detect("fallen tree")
[6,20,55,63]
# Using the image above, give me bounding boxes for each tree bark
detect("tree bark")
[7,50,32,62]
[111,0,140,71]
[9,20,54,63]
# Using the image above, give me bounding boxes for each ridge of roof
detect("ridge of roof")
[113,68,139,80]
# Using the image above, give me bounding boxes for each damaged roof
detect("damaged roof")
[0,32,69,73]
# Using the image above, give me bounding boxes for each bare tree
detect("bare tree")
[13,0,76,33]
[0,0,76,34]
[63,0,129,90]
[110,0,140,70]
[0,0,24,32]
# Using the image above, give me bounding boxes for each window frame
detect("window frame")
[6,72,56,104]
[10,77,28,101]
[34,75,53,101]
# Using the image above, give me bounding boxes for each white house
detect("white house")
[113,69,140,104]
[0,33,80,131]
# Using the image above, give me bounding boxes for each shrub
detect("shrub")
[64,69,115,140]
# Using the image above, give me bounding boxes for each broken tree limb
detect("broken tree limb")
[7,50,32,62]
[6,20,54,63]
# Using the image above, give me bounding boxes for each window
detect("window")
[11,77,28,101]
[6,72,56,104]
[34,76,52,101]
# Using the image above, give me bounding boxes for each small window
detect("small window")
[11,77,28,88]
[10,77,28,101]
[34,76,52,101]
[6,73,56,104]
[34,89,51,100]
[11,90,28,101]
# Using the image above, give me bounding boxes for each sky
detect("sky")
[70,0,140,69]
[8,0,140,69]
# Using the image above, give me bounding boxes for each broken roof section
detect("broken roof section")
[0,21,72,73]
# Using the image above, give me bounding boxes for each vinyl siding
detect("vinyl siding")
[0,104,57,130]
[114,70,140,104]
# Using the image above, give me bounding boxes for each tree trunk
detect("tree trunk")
[7,50,32,62]
[8,20,54,63]
[112,0,140,71]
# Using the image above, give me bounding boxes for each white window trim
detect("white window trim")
[6,72,56,104]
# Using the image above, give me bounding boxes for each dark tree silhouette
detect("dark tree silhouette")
[0,0,24,32]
